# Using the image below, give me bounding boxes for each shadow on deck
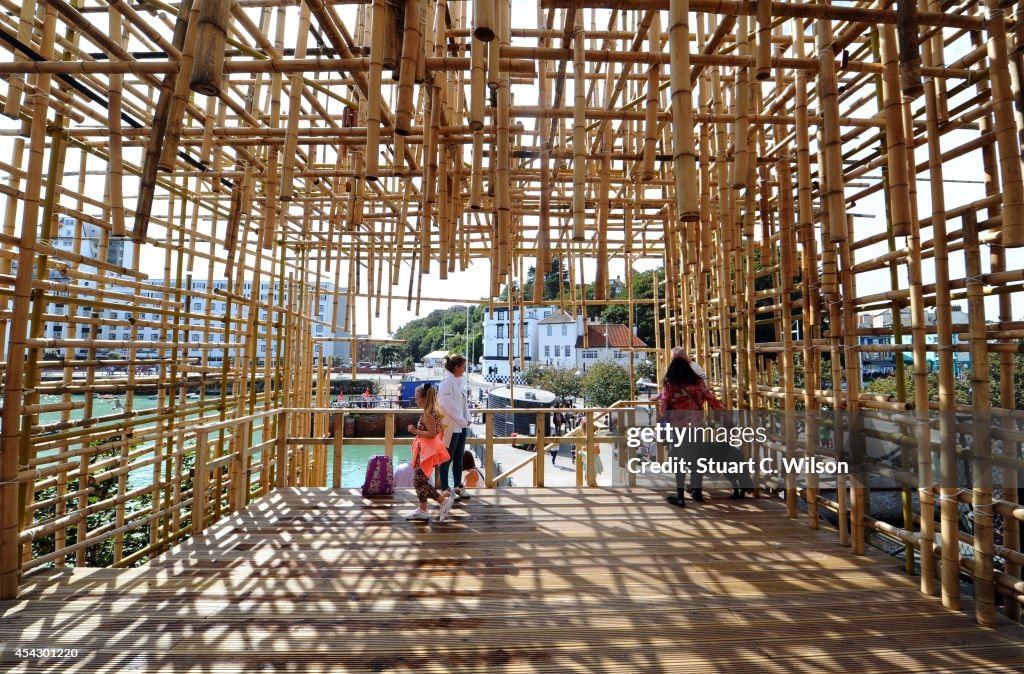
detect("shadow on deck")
[3,488,1024,673]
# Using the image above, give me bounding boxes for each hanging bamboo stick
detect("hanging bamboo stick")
[190,0,232,96]
[668,0,699,221]
[364,0,387,182]
[731,14,750,191]
[396,0,422,137]
[640,11,660,183]
[897,0,923,96]
[571,15,587,242]
[473,0,495,42]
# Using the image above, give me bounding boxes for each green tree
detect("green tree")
[393,305,485,362]
[581,361,631,408]
[864,370,972,405]
[522,363,547,387]
[376,344,404,367]
[538,367,583,400]
[601,304,628,325]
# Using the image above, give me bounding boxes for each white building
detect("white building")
[30,217,349,365]
[859,305,971,379]
[576,322,646,372]
[422,349,448,368]
[482,306,648,383]
[538,310,575,369]
[129,278,349,366]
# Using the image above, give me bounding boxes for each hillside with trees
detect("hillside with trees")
[392,305,485,363]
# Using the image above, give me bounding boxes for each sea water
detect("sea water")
[34,395,410,490]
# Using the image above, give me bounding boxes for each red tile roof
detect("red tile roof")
[575,324,647,349]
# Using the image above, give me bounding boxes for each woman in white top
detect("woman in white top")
[436,354,473,499]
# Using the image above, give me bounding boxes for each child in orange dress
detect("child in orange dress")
[405,385,454,522]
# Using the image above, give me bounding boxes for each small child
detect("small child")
[462,450,483,490]
[405,384,454,522]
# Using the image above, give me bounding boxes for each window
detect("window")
[583,350,597,359]
[544,346,550,357]
[561,325,568,336]
[193,303,201,311]
[554,346,560,357]
[497,343,505,358]
[546,326,552,336]
[496,324,505,339]
[613,350,626,359]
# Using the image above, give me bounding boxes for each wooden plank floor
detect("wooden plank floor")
[3,487,1024,673]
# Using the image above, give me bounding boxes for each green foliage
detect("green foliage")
[522,363,547,387]
[393,305,485,362]
[336,379,379,395]
[861,349,1024,408]
[539,367,584,400]
[31,441,177,568]
[601,304,628,325]
[986,348,1024,409]
[523,364,584,400]
[501,258,572,302]
[376,344,405,367]
[581,361,631,408]
[628,269,657,347]
[865,371,972,405]
[43,349,63,361]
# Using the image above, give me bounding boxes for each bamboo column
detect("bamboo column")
[983,0,1024,247]
[962,209,997,627]
[0,3,57,601]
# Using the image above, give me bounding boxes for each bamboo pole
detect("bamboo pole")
[364,0,387,181]
[983,0,1024,247]
[190,0,231,96]
[571,15,587,242]
[0,2,57,601]
[396,0,422,138]
[668,0,699,221]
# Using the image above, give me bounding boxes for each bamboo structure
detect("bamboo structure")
[0,1,1020,633]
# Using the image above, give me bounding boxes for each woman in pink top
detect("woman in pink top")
[659,356,725,508]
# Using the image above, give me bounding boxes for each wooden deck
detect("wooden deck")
[3,487,1024,673]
